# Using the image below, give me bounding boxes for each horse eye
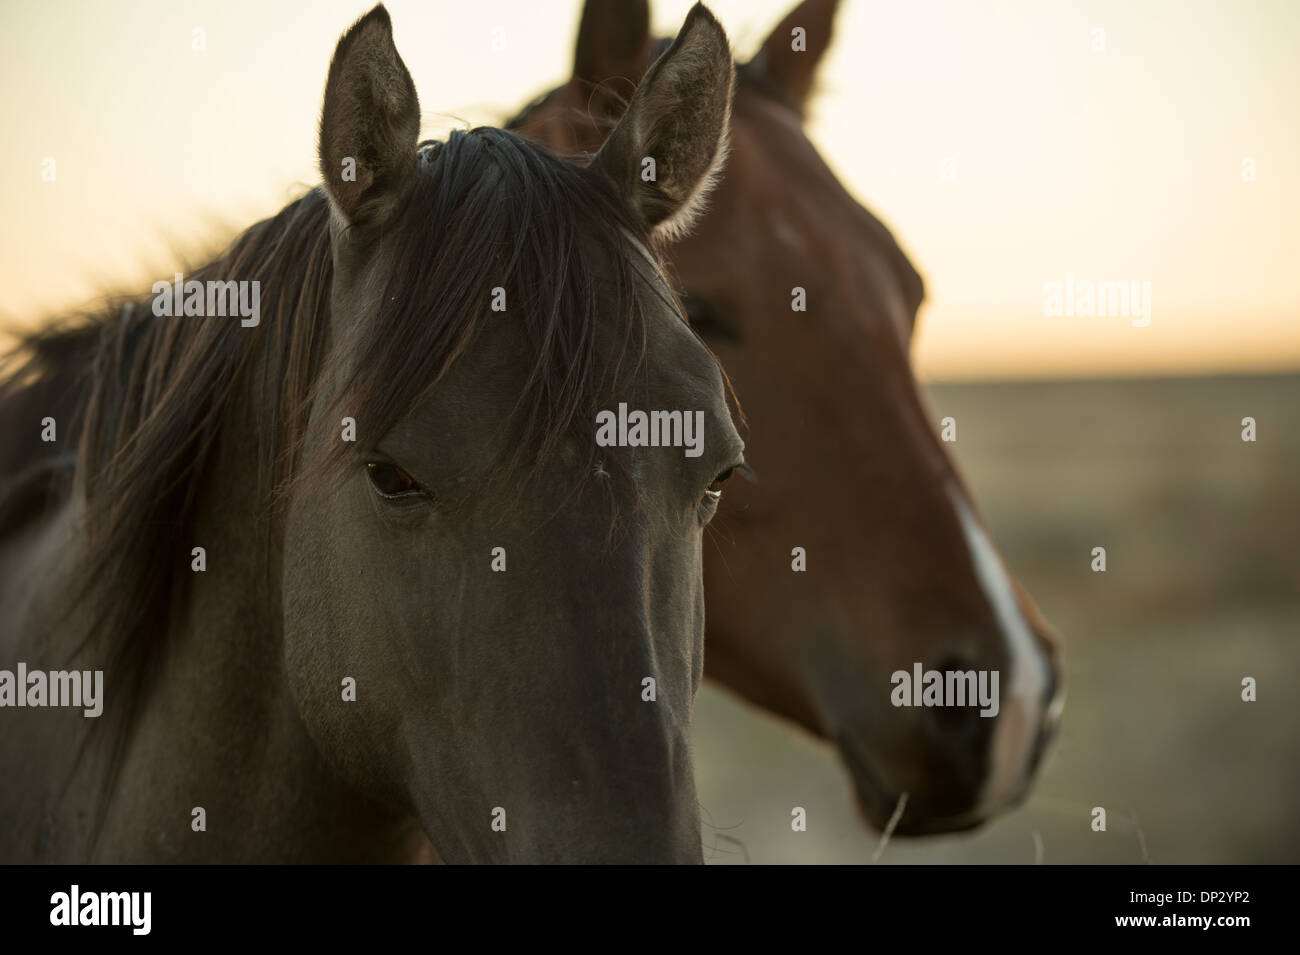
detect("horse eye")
[681,294,739,343]
[366,462,418,498]
[703,467,734,504]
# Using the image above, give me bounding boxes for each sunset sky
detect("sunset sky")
[2,0,1296,380]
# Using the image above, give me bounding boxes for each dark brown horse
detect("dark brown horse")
[509,0,1064,834]
[0,4,742,862]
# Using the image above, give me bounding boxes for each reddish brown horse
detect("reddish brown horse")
[510,0,1064,834]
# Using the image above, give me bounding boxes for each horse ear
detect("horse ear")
[318,5,421,230]
[748,0,840,114]
[589,3,734,241]
[572,0,653,113]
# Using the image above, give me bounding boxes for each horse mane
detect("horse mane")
[0,126,653,847]
[0,321,97,538]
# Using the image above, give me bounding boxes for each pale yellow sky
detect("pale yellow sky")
[1,0,1296,380]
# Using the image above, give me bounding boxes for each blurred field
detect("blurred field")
[692,373,1300,864]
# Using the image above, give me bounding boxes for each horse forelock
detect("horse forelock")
[311,128,654,494]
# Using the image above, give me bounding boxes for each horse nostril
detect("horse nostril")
[927,705,978,740]
[920,655,989,741]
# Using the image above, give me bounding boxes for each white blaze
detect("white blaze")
[948,485,1050,808]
